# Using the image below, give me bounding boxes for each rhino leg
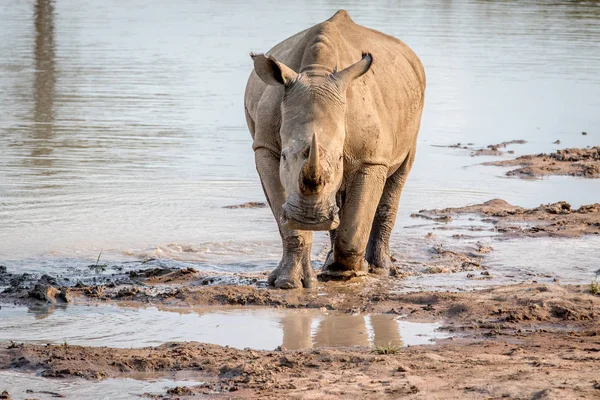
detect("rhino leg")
[319,165,388,281]
[255,148,316,289]
[366,152,416,274]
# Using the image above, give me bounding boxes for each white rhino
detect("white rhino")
[244,10,426,288]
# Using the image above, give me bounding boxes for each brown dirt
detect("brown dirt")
[1,283,599,399]
[414,198,600,238]
[484,146,600,178]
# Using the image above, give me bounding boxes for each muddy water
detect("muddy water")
[1,370,201,400]
[1,0,600,276]
[0,303,448,350]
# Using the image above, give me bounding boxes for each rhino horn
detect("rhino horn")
[301,133,324,193]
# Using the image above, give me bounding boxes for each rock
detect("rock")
[0,390,11,399]
[9,273,32,288]
[167,386,194,395]
[28,284,70,304]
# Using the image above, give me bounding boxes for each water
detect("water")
[1,0,599,273]
[0,303,448,350]
[0,370,202,400]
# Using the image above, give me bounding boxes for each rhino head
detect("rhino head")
[251,52,372,231]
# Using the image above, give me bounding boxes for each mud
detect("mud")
[484,146,600,178]
[1,284,599,399]
[434,140,526,156]
[414,198,600,238]
[1,234,599,398]
[2,193,599,397]
[0,243,495,310]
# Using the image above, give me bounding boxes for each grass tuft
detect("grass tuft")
[591,279,599,295]
[88,249,108,273]
[371,343,402,355]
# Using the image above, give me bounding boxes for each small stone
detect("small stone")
[397,365,411,372]
[582,131,588,135]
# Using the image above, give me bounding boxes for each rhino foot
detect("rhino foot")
[268,257,316,289]
[318,253,369,281]
[318,269,368,281]
[366,253,392,276]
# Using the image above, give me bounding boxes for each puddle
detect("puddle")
[0,370,201,400]
[0,303,448,350]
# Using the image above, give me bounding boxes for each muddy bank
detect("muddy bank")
[1,240,497,309]
[414,198,600,238]
[484,146,600,178]
[1,283,599,399]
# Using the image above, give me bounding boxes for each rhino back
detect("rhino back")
[245,10,425,169]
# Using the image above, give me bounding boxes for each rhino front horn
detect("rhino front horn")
[300,133,325,194]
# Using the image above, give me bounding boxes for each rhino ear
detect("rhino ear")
[335,53,372,87]
[251,53,298,86]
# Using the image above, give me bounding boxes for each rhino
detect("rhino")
[244,10,426,289]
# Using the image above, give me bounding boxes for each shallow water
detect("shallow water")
[0,303,448,350]
[1,1,599,277]
[0,370,201,400]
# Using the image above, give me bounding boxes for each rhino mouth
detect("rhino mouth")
[281,203,340,231]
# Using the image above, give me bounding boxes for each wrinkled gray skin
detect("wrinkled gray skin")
[244,10,426,288]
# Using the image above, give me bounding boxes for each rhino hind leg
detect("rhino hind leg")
[255,148,316,289]
[366,152,416,274]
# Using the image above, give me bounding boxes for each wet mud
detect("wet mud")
[1,284,599,399]
[1,248,599,398]
[484,146,600,178]
[414,198,600,238]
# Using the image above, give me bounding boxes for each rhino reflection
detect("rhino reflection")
[281,313,403,349]
[30,0,56,170]
[281,313,313,350]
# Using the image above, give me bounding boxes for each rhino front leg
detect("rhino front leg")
[366,152,415,274]
[255,148,316,289]
[319,165,388,280]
